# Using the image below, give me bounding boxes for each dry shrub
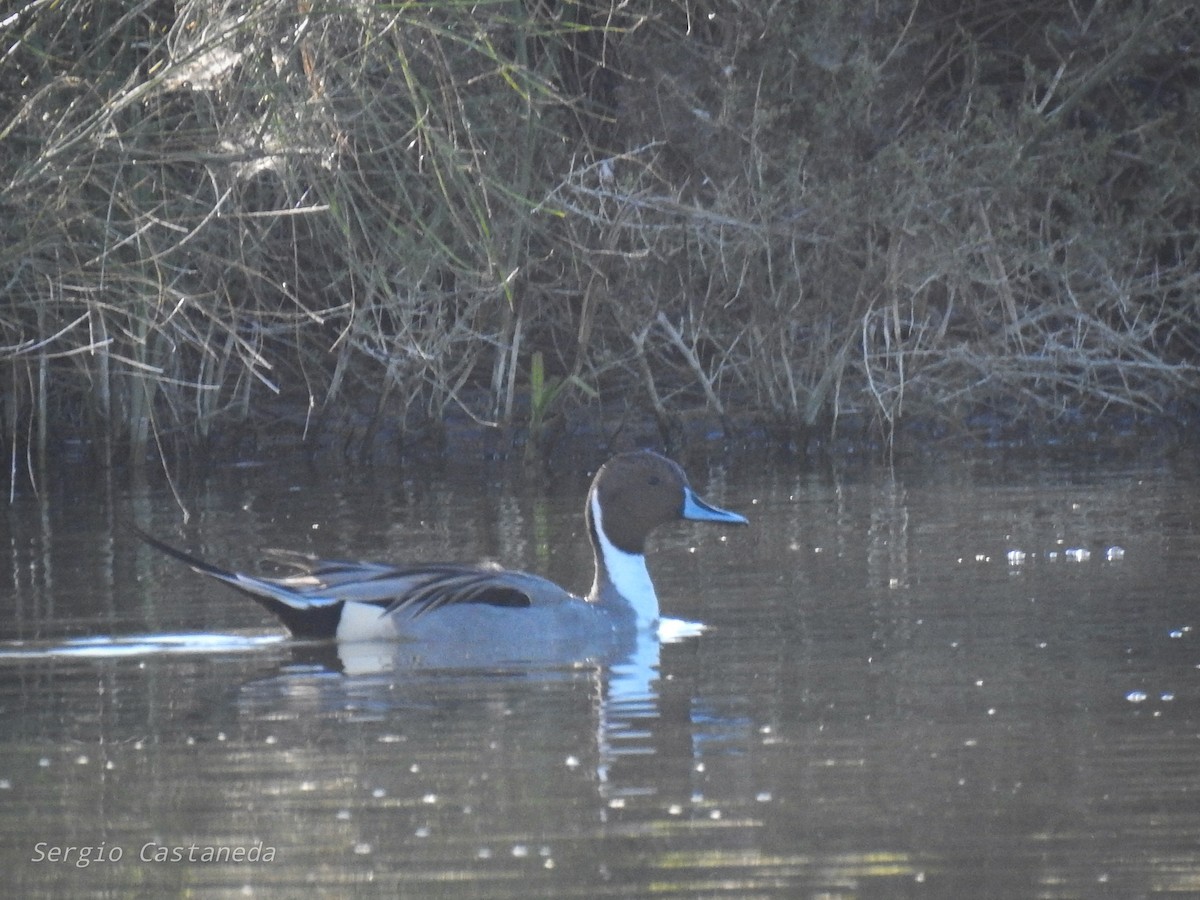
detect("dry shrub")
[2,0,590,475]
[575,0,1200,441]
[2,0,1199,483]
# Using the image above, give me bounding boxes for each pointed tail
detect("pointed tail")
[130,524,342,639]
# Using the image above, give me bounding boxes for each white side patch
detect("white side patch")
[590,492,659,628]
[335,601,394,642]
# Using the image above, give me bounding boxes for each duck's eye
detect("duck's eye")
[647,475,661,486]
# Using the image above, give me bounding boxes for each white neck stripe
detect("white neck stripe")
[590,492,659,628]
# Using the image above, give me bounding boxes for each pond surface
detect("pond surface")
[3,448,1200,898]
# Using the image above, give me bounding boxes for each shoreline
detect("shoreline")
[34,394,1200,489]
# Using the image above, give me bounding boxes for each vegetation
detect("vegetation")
[2,0,1198,479]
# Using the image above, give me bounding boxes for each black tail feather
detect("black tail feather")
[129,524,342,639]
[129,524,241,582]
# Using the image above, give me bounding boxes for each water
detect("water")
[3,451,1200,898]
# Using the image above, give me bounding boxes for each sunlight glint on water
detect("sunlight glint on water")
[2,452,1200,897]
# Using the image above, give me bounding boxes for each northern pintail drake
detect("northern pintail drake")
[134,450,748,644]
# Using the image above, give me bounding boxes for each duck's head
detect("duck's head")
[586,450,748,556]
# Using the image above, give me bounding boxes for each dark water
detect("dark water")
[3,450,1200,898]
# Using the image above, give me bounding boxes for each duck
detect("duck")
[133,450,748,646]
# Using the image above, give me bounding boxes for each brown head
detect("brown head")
[585,450,748,556]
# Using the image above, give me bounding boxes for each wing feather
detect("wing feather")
[257,556,534,616]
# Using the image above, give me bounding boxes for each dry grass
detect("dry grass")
[3,0,1198,487]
